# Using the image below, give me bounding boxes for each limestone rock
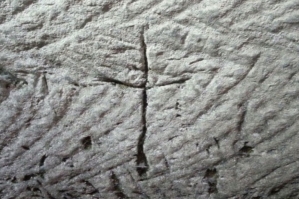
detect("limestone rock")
[1,0,299,198]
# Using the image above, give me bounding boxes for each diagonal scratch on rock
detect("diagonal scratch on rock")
[94,74,144,88]
[237,103,248,133]
[110,171,129,199]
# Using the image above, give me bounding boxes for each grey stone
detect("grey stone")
[1,0,299,198]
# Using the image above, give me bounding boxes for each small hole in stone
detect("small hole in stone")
[156,52,164,56]
[62,157,68,162]
[23,174,34,181]
[239,142,253,155]
[81,136,92,150]
[204,168,217,178]
[240,145,253,153]
[21,146,30,150]
[11,176,17,183]
[32,187,40,192]
[39,155,47,167]
[175,102,180,109]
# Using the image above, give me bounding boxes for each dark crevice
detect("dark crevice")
[239,142,253,157]
[208,182,218,194]
[136,88,149,177]
[237,104,247,132]
[41,73,49,96]
[39,155,47,167]
[250,53,261,67]
[204,168,218,194]
[154,77,190,87]
[168,135,179,141]
[94,72,188,90]
[21,145,30,150]
[110,171,129,199]
[189,58,204,65]
[175,101,180,110]
[204,168,217,179]
[81,136,92,150]
[11,176,17,183]
[23,174,36,181]
[136,26,149,178]
[95,75,144,88]
[213,137,220,149]
[206,146,211,154]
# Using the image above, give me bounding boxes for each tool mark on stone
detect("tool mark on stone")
[95,75,143,88]
[237,103,247,132]
[136,26,149,178]
[189,58,204,65]
[39,155,47,167]
[206,145,211,154]
[213,137,220,149]
[155,77,190,87]
[37,72,49,97]
[110,171,128,199]
[42,73,49,95]
[21,145,30,150]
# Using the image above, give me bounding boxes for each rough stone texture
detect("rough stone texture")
[1,0,299,198]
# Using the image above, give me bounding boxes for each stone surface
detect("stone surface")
[1,0,299,198]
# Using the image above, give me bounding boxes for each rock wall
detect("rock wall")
[1,0,299,198]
